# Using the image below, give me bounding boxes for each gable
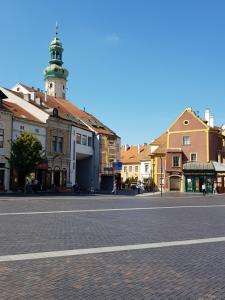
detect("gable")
[169,109,208,132]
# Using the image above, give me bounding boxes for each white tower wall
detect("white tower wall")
[45,77,66,98]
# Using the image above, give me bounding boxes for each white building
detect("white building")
[70,125,94,188]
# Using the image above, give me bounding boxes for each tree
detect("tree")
[8,132,45,190]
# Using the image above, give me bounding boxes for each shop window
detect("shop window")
[183,136,190,145]
[173,156,180,167]
[76,133,81,144]
[190,153,197,161]
[0,129,4,148]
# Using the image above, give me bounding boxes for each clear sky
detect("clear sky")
[1,0,225,145]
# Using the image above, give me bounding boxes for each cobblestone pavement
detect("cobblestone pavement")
[1,194,225,299]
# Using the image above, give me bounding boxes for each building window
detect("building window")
[49,83,53,88]
[173,156,180,167]
[135,166,138,172]
[76,133,81,144]
[183,120,189,125]
[88,136,92,147]
[52,136,57,152]
[124,166,127,172]
[82,135,87,146]
[20,125,24,130]
[144,164,149,173]
[0,129,4,148]
[190,153,197,161]
[35,128,39,133]
[58,137,63,153]
[129,166,132,172]
[183,136,190,145]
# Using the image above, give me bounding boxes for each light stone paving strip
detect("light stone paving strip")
[0,236,225,262]
[1,204,225,216]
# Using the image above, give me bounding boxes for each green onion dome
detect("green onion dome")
[43,33,69,80]
[44,64,69,80]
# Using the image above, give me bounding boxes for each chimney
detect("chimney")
[209,115,214,128]
[205,109,210,123]
[30,91,36,101]
[35,98,41,106]
[24,94,31,101]
[124,144,129,151]
[138,144,140,154]
[44,92,47,102]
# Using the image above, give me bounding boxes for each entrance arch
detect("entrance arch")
[169,176,181,191]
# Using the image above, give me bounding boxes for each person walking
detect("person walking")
[202,183,206,196]
[112,181,117,195]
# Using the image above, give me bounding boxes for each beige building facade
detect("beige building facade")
[0,93,13,191]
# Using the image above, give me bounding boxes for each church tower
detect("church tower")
[44,26,69,99]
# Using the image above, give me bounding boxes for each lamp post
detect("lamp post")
[160,156,163,197]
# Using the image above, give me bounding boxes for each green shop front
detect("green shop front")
[183,162,215,193]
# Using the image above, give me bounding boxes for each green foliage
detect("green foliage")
[124,176,138,185]
[8,132,45,179]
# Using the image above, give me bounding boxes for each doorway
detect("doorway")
[54,171,60,187]
[0,170,4,191]
[170,176,181,191]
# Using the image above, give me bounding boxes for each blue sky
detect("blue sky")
[1,0,225,144]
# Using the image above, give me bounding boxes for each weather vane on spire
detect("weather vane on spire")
[55,21,59,36]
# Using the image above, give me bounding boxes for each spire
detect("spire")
[55,21,58,36]
[43,26,69,99]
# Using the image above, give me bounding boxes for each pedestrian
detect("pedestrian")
[140,182,145,194]
[202,183,206,196]
[136,182,140,194]
[112,181,117,195]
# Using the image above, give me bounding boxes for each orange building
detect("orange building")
[150,108,225,193]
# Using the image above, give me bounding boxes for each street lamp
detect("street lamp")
[160,156,163,197]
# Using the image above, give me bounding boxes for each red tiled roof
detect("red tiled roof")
[121,144,150,164]
[2,100,43,123]
[18,84,117,136]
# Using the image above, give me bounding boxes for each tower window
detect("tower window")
[63,85,65,90]
[49,83,53,88]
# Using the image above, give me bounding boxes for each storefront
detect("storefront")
[183,162,215,193]
[212,161,225,194]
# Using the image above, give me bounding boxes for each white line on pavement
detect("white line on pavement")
[1,236,225,262]
[1,204,225,216]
